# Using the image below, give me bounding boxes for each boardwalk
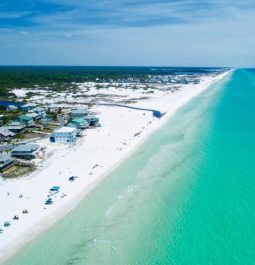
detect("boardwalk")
[99,103,165,118]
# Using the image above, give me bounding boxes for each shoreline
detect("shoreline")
[0,71,231,264]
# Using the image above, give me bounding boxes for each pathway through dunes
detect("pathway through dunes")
[6,69,255,265]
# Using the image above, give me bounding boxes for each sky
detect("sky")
[0,0,255,67]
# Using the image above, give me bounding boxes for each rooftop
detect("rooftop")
[4,125,26,131]
[71,109,90,115]
[8,105,18,109]
[84,115,99,120]
[0,128,15,137]
[12,143,39,153]
[22,103,37,108]
[71,118,86,123]
[9,121,22,126]
[32,107,45,112]
[55,126,76,133]
[0,154,15,166]
[27,112,40,118]
[18,115,33,121]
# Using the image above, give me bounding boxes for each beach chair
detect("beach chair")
[4,222,10,227]
[45,198,53,205]
[50,186,60,192]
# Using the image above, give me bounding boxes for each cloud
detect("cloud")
[20,31,29,35]
[1,0,255,31]
[19,30,33,39]
[0,11,30,19]
[1,0,255,66]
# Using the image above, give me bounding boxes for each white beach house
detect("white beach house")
[32,107,46,117]
[47,104,58,113]
[51,126,77,143]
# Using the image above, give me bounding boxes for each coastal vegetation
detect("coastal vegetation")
[2,163,36,179]
[0,66,225,99]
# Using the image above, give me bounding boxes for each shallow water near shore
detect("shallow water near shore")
[5,69,255,265]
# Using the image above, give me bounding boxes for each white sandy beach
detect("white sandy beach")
[0,71,229,263]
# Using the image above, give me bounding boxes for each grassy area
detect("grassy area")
[2,164,36,179]
[1,109,21,125]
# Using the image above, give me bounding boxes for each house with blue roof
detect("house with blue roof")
[71,108,90,119]
[11,143,40,159]
[84,115,100,126]
[4,121,26,133]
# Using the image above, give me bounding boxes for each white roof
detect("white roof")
[71,109,90,115]
[12,143,39,152]
[0,154,15,164]
[32,107,45,112]
[27,112,40,118]
[8,105,18,109]
[22,103,37,108]
[55,126,76,133]
[0,128,15,137]
[9,121,21,126]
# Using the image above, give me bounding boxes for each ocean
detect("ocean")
[5,69,255,265]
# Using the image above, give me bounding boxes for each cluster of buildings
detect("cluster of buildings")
[0,103,53,142]
[50,106,99,143]
[97,75,199,84]
[0,102,100,174]
[0,102,100,144]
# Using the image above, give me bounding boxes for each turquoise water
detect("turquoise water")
[5,69,255,265]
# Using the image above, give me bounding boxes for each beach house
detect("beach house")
[50,126,77,143]
[41,117,52,126]
[47,104,58,113]
[0,154,15,172]
[84,115,100,126]
[0,128,15,141]
[69,118,89,129]
[32,107,46,118]
[21,103,37,112]
[26,112,42,121]
[5,122,26,134]
[17,115,34,126]
[11,143,40,159]
[71,108,90,119]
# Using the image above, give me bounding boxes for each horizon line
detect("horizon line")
[0,65,233,68]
